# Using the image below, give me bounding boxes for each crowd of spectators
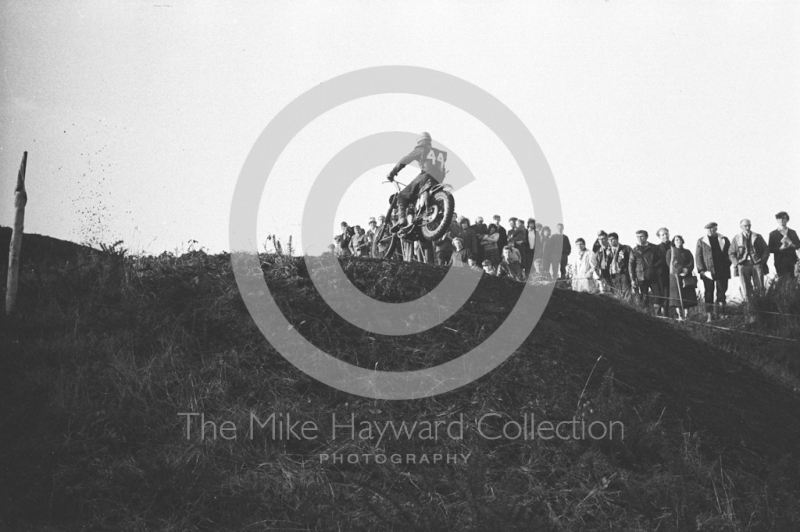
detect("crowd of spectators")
[331,211,800,323]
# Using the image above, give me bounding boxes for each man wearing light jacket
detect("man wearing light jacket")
[729,218,769,300]
[696,222,732,322]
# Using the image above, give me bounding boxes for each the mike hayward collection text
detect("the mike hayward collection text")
[178,412,625,444]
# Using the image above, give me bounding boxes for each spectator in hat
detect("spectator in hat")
[696,222,732,322]
[768,211,800,278]
[493,215,508,250]
[730,218,770,299]
[366,217,378,255]
[349,225,370,257]
[448,237,471,267]
[607,232,632,297]
[552,223,571,279]
[666,235,698,320]
[497,246,525,281]
[571,238,598,293]
[481,224,502,266]
[629,230,665,314]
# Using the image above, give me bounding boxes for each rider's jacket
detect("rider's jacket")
[389,145,447,181]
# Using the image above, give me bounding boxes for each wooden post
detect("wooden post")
[6,152,27,315]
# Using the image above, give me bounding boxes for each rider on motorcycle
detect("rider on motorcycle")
[386,132,447,232]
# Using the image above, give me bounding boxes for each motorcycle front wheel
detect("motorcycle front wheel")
[371,208,399,260]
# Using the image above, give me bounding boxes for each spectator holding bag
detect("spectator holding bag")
[667,235,698,320]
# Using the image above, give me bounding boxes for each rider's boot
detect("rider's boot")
[391,206,409,234]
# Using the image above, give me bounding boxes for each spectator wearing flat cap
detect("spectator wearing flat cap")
[696,222,732,322]
[571,238,598,293]
[768,211,800,278]
[366,217,378,255]
[729,218,770,299]
[629,230,665,314]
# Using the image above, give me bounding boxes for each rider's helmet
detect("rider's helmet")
[416,132,432,145]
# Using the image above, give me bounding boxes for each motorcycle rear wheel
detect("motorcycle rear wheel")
[420,190,455,242]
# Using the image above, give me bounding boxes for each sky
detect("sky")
[1,1,798,290]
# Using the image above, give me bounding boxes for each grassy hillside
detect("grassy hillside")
[1,230,799,531]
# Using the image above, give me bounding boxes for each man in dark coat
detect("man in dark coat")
[338,222,355,257]
[459,217,479,260]
[493,215,508,250]
[552,223,571,280]
[629,229,665,314]
[768,211,800,278]
[471,216,488,263]
[696,222,732,322]
[656,227,673,316]
[607,232,632,297]
[592,230,613,292]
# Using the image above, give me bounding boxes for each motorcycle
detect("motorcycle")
[371,178,456,260]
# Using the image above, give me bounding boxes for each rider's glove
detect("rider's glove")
[386,173,395,182]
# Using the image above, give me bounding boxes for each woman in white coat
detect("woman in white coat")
[570,238,598,293]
